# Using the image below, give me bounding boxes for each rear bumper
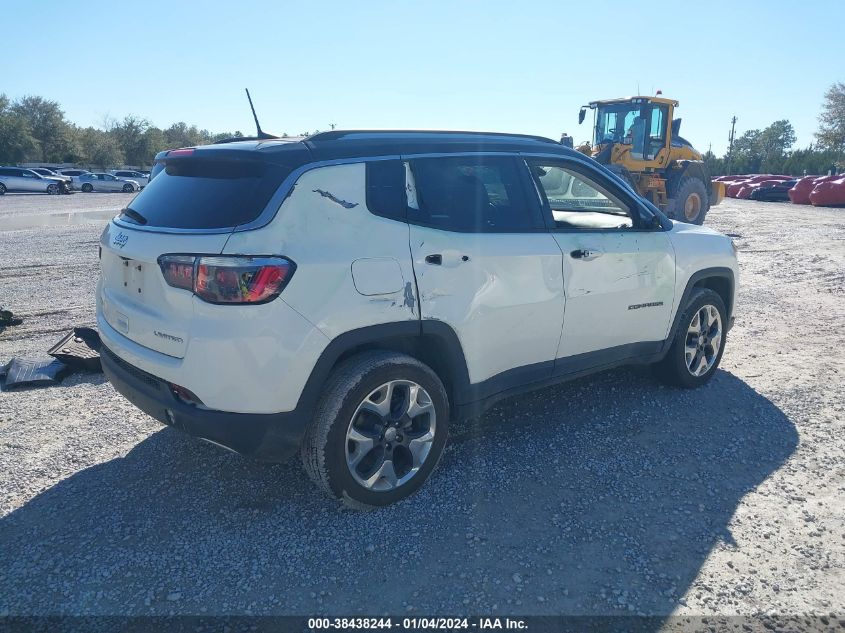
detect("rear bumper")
[101,344,307,462]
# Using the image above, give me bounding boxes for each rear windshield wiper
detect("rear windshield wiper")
[119,208,148,225]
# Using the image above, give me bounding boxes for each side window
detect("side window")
[365,160,406,221]
[21,171,35,178]
[407,156,541,232]
[530,162,635,231]
[646,106,668,160]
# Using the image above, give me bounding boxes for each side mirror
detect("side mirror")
[578,107,586,125]
[647,213,663,230]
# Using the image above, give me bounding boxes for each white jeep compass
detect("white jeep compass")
[97,130,737,507]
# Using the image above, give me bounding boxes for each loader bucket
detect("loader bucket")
[710,181,725,207]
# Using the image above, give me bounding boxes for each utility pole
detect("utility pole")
[726,116,737,175]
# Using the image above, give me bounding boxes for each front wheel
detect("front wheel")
[122,183,134,193]
[653,287,727,388]
[667,177,709,225]
[46,183,59,195]
[81,183,93,193]
[0,183,6,195]
[301,351,450,508]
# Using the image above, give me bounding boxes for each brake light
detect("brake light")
[159,255,194,291]
[167,148,195,157]
[157,255,295,304]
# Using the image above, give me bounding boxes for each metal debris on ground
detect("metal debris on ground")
[1,327,103,390]
[1,357,70,390]
[47,327,102,372]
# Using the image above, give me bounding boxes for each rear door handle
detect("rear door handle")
[570,248,602,261]
[425,252,469,267]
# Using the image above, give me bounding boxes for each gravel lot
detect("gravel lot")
[0,193,843,621]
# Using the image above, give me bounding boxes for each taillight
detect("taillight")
[157,255,295,304]
[159,255,194,291]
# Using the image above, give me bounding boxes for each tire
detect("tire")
[0,183,6,195]
[81,183,93,193]
[667,177,709,224]
[46,183,59,195]
[122,183,134,193]
[653,287,727,389]
[301,350,450,508]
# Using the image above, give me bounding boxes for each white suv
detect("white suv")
[97,131,737,507]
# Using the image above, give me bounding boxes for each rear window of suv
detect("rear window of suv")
[122,158,292,230]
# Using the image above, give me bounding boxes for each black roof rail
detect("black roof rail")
[213,134,280,144]
[306,129,560,144]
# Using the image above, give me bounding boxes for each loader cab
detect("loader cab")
[580,97,677,168]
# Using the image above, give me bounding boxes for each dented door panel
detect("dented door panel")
[553,231,676,358]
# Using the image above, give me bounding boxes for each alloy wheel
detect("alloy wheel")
[684,304,722,376]
[345,380,436,492]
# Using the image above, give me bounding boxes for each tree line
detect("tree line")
[703,82,844,176]
[0,95,259,168]
[3,82,844,172]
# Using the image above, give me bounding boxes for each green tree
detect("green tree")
[815,82,845,152]
[164,122,210,149]
[758,120,795,173]
[0,94,38,163]
[9,95,78,162]
[210,130,244,143]
[111,115,152,166]
[141,127,168,165]
[80,127,124,168]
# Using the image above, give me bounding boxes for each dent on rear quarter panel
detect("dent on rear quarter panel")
[221,162,419,339]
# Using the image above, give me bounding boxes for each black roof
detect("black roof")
[301,130,567,161]
[161,130,576,165]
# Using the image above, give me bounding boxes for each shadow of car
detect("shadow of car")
[0,367,797,621]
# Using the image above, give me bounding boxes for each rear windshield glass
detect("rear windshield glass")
[123,158,291,229]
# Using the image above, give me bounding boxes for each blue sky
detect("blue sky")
[3,0,841,154]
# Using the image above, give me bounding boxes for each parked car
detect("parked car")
[31,167,71,181]
[78,173,140,193]
[110,170,150,188]
[56,169,92,189]
[56,169,90,180]
[0,166,70,194]
[97,130,738,507]
[749,179,798,202]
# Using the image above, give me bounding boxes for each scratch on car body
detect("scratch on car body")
[312,189,358,209]
[403,282,416,310]
[423,289,452,300]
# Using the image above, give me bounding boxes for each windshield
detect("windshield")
[595,102,669,159]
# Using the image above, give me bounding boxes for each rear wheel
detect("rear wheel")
[667,177,709,224]
[122,183,134,193]
[81,183,93,193]
[653,287,726,388]
[301,351,450,508]
[0,183,6,195]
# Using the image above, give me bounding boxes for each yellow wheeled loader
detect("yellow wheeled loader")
[577,96,724,225]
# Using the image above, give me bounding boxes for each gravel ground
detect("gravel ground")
[0,194,843,621]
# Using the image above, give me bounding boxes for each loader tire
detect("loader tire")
[667,177,709,225]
